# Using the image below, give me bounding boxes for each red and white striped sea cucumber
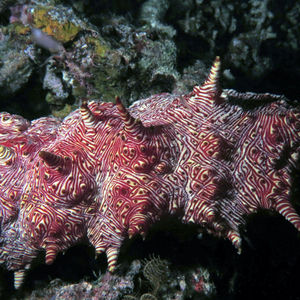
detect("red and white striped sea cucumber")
[0,57,299,289]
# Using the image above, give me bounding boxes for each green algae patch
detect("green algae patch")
[11,23,30,35]
[52,104,74,118]
[86,37,109,59]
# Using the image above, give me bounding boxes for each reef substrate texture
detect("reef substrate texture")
[0,58,299,289]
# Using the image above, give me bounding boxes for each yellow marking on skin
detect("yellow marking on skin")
[0,145,14,164]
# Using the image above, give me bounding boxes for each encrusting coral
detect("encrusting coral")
[0,57,299,289]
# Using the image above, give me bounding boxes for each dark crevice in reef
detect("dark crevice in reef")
[227,65,300,102]
[0,243,100,298]
[28,245,98,289]
[0,71,50,120]
[64,0,143,27]
[239,210,300,300]
[173,29,212,73]
[120,215,229,267]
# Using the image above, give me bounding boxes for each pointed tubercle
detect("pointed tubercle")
[80,101,96,127]
[95,245,105,258]
[115,96,139,133]
[39,151,71,173]
[227,230,241,252]
[14,269,25,289]
[106,247,119,272]
[45,244,58,265]
[275,199,300,232]
[205,56,221,89]
[193,56,221,99]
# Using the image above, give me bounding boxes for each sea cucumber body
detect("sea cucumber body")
[0,58,299,288]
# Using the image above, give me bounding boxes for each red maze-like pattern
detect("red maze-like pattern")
[0,58,299,289]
